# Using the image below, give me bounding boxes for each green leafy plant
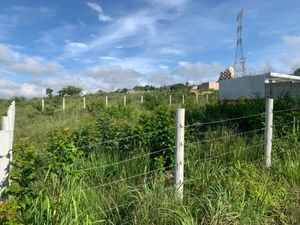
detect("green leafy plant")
[4,137,39,224]
[45,128,82,223]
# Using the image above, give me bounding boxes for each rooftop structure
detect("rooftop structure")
[219,72,300,100]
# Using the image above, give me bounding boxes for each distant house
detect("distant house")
[219,72,300,100]
[198,82,219,91]
[188,84,199,91]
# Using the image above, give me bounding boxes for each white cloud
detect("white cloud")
[35,24,75,52]
[98,56,163,73]
[282,35,300,53]
[172,61,223,83]
[145,0,187,10]
[0,43,62,75]
[159,47,183,56]
[98,14,113,22]
[11,6,55,17]
[86,2,113,22]
[64,40,88,55]
[85,65,144,90]
[66,41,87,49]
[0,76,44,98]
[0,44,17,63]
[100,56,120,61]
[159,65,169,70]
[255,35,300,74]
[11,57,61,74]
[86,2,103,14]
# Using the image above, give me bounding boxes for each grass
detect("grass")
[1,93,300,224]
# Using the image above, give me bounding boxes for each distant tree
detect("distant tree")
[46,88,53,98]
[169,83,187,91]
[261,61,273,74]
[114,88,128,93]
[144,85,156,91]
[294,68,300,76]
[58,86,82,96]
[133,86,145,92]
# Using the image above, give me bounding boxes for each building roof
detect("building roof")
[266,72,300,83]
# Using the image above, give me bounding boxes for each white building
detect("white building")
[219,72,300,100]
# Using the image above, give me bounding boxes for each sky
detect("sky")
[0,0,300,98]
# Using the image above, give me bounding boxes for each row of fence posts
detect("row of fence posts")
[0,101,15,201]
[174,98,274,200]
[0,98,274,201]
[41,94,211,111]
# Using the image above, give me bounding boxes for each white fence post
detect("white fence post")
[42,98,45,112]
[124,95,126,106]
[182,95,185,104]
[83,97,86,109]
[1,116,9,130]
[196,94,199,104]
[105,96,108,108]
[141,95,144,105]
[62,97,65,111]
[264,98,273,167]
[0,130,11,200]
[0,101,15,201]
[169,95,172,106]
[175,108,185,200]
[206,94,209,104]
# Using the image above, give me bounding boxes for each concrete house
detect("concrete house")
[219,72,300,100]
[198,82,219,91]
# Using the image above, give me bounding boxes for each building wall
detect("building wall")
[266,82,300,98]
[208,82,219,90]
[219,75,266,100]
[198,82,219,91]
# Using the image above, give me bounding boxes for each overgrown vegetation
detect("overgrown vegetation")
[0,92,299,224]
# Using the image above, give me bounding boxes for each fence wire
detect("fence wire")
[83,165,174,190]
[75,146,174,172]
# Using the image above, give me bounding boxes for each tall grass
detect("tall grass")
[2,94,300,224]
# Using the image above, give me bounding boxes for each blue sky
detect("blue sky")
[0,0,299,97]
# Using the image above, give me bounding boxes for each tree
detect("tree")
[115,88,128,93]
[169,83,187,91]
[46,88,53,98]
[261,61,273,74]
[57,86,82,96]
[133,86,145,92]
[294,68,300,76]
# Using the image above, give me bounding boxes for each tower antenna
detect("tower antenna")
[234,8,246,76]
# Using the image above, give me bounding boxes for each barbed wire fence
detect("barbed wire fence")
[1,97,299,221]
[60,98,299,222]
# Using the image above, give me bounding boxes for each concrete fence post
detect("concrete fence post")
[175,108,185,200]
[83,97,86,109]
[0,101,15,201]
[169,95,172,106]
[0,130,11,200]
[1,116,9,131]
[182,95,185,104]
[141,95,144,105]
[62,97,65,111]
[105,96,108,108]
[264,98,273,167]
[7,109,13,131]
[196,94,199,104]
[206,94,209,104]
[124,95,126,106]
[42,99,45,112]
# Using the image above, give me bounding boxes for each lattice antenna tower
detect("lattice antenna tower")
[234,8,246,76]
